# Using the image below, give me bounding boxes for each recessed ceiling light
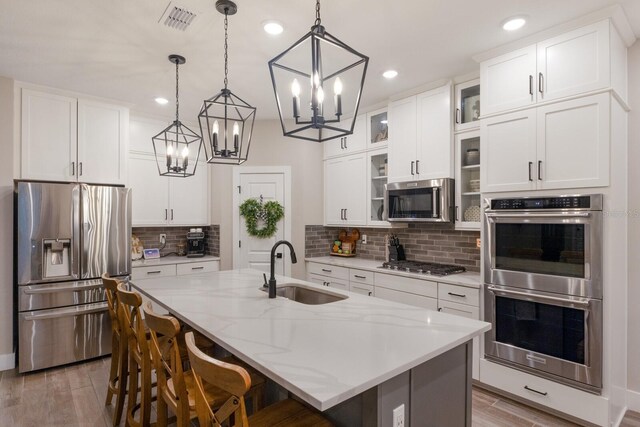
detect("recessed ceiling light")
[502,16,526,31]
[155,97,169,105]
[383,70,398,79]
[263,20,283,35]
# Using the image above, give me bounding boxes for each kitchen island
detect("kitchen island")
[132,269,490,426]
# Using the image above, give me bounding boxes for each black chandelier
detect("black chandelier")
[268,0,368,142]
[152,54,202,177]
[199,0,256,165]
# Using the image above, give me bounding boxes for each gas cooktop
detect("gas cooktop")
[379,260,466,276]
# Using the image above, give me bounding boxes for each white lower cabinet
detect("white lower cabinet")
[374,286,438,310]
[479,359,609,426]
[308,273,349,290]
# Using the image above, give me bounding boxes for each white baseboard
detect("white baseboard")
[627,389,640,412]
[0,353,15,371]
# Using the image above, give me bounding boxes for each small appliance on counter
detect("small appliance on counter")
[330,228,360,257]
[187,228,205,257]
[388,235,405,262]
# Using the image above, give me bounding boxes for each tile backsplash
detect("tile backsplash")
[132,225,220,257]
[306,224,480,271]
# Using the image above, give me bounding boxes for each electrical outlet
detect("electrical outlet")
[393,404,405,427]
[476,238,481,248]
[361,234,367,244]
[159,234,167,245]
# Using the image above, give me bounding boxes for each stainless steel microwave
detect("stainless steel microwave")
[385,178,454,223]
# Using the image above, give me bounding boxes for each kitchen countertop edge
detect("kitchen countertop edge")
[132,255,221,267]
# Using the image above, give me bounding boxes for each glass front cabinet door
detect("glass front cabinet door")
[455,130,480,230]
[454,79,480,132]
[367,108,388,149]
[367,148,389,226]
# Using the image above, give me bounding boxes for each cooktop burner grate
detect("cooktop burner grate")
[380,260,466,276]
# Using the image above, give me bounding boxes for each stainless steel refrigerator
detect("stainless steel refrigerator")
[15,181,131,372]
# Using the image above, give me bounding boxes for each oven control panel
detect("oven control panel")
[491,196,592,210]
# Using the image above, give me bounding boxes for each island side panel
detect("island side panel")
[411,341,472,427]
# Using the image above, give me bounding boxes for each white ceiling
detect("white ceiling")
[1,0,638,121]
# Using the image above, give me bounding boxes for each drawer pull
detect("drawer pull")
[192,266,204,270]
[354,275,367,279]
[321,269,332,273]
[147,270,162,275]
[447,292,467,298]
[524,385,548,396]
[368,291,372,296]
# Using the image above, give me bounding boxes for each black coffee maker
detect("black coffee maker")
[186,230,205,258]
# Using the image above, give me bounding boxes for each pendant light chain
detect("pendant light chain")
[175,59,180,123]
[314,0,321,26]
[224,9,229,89]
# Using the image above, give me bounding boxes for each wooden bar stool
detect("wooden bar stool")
[102,273,128,427]
[185,332,334,427]
[118,283,154,427]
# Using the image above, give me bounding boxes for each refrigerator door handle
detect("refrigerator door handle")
[23,302,109,321]
[22,282,103,294]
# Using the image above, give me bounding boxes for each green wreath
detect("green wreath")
[239,198,284,239]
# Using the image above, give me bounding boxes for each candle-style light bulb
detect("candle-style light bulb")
[181,146,189,170]
[166,144,173,169]
[312,72,320,88]
[212,120,219,152]
[233,122,240,152]
[291,79,301,118]
[334,77,343,117]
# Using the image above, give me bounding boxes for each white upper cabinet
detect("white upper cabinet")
[367,108,389,149]
[416,83,453,180]
[481,45,537,116]
[21,88,128,185]
[169,165,209,225]
[536,21,610,102]
[21,89,77,182]
[128,154,170,226]
[481,20,618,116]
[323,114,366,158]
[323,153,366,226]
[388,84,452,183]
[454,79,481,132]
[481,92,610,192]
[387,96,417,183]
[77,99,128,185]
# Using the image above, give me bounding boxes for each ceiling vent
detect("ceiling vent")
[159,3,196,31]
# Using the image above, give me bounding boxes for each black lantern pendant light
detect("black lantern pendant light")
[152,54,202,177]
[268,0,369,142]
[199,0,256,165]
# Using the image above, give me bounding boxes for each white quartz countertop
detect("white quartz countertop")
[305,256,483,288]
[131,269,490,411]
[132,255,220,268]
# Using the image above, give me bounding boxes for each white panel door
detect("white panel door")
[481,45,537,115]
[387,96,417,183]
[21,89,77,182]
[78,99,128,185]
[128,154,169,226]
[169,164,209,225]
[238,173,286,275]
[481,109,537,193]
[324,157,346,225]
[343,153,367,225]
[537,20,609,102]
[537,93,610,190]
[416,84,453,179]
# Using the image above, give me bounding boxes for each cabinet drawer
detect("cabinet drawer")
[374,273,437,298]
[306,263,349,281]
[350,282,374,296]
[131,265,176,279]
[375,286,437,310]
[479,359,608,426]
[176,261,219,276]
[438,283,480,307]
[350,269,374,285]
[308,273,349,291]
[438,300,479,320]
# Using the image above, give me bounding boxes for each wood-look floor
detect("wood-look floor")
[0,356,636,426]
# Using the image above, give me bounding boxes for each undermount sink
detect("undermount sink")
[261,284,347,305]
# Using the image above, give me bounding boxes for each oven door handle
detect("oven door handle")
[485,212,591,219]
[487,286,591,306]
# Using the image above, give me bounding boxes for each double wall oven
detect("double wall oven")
[483,194,603,393]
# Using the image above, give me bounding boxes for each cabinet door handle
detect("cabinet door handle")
[528,162,533,181]
[538,160,542,181]
[344,209,348,221]
[455,108,461,124]
[538,73,544,95]
[321,268,332,273]
[79,162,83,176]
[354,275,366,279]
[368,291,372,296]
[71,162,75,176]
[344,137,347,149]
[411,161,415,175]
[448,292,467,298]
[524,385,548,396]
[529,75,533,96]
[455,206,459,221]
[415,160,420,175]
[165,209,168,220]
[171,209,174,220]
[340,138,344,149]
[438,307,443,312]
